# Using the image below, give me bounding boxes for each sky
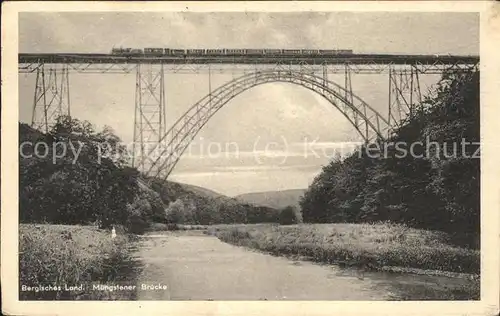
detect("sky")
[18,12,479,196]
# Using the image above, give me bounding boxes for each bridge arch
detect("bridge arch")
[144,70,391,180]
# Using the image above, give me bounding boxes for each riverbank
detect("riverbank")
[138,230,479,300]
[208,223,480,278]
[19,224,142,300]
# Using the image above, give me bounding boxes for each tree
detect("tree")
[279,206,298,225]
[19,116,139,228]
[298,71,480,247]
[165,199,186,224]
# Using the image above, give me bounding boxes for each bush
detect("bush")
[214,223,479,274]
[278,206,298,225]
[165,199,187,224]
[126,214,149,235]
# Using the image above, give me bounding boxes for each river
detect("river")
[132,231,476,300]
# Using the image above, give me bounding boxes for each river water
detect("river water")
[132,231,477,301]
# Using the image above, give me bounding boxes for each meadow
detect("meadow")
[149,223,209,231]
[208,223,480,276]
[19,224,141,300]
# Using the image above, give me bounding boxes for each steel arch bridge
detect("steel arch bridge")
[143,70,390,180]
[19,51,479,180]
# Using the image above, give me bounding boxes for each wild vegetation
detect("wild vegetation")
[19,118,147,231]
[150,179,284,225]
[278,206,301,225]
[211,223,479,274]
[300,72,480,248]
[19,224,141,300]
[210,223,479,300]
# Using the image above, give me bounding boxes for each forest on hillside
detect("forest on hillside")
[19,117,289,232]
[19,117,142,230]
[300,71,480,247]
[148,178,285,225]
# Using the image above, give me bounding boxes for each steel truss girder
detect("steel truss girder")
[132,63,166,173]
[19,61,478,75]
[31,63,71,132]
[18,53,479,67]
[142,70,391,180]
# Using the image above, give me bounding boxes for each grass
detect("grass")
[209,223,480,299]
[148,222,209,231]
[208,222,480,275]
[19,224,142,300]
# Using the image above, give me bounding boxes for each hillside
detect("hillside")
[235,189,306,209]
[19,118,155,232]
[19,118,284,230]
[19,123,44,142]
[300,72,480,247]
[148,178,281,225]
[173,181,226,199]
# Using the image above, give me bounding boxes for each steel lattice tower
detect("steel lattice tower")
[31,64,71,132]
[388,66,422,128]
[132,63,167,174]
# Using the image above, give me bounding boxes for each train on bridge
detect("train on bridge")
[110,48,354,57]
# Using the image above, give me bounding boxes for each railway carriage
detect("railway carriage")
[246,49,265,55]
[111,48,136,55]
[127,48,143,55]
[282,49,301,55]
[263,49,282,55]
[112,48,143,56]
[187,49,205,55]
[170,49,186,56]
[302,49,320,55]
[144,48,164,56]
[206,49,225,55]
[319,49,337,55]
[225,49,246,55]
[111,48,127,54]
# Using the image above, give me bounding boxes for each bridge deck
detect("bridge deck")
[19,53,479,65]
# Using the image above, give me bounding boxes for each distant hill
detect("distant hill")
[173,181,226,199]
[147,178,281,225]
[235,189,306,209]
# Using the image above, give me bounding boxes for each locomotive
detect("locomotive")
[110,47,354,56]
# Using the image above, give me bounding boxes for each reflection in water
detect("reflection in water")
[327,265,479,300]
